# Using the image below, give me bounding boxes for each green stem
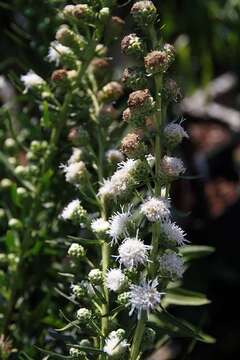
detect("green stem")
[130,312,147,360]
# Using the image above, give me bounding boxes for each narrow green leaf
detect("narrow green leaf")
[180,245,215,261]
[66,344,103,354]
[35,347,71,359]
[164,288,211,306]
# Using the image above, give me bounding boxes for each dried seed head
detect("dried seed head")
[128,89,154,111]
[131,1,157,26]
[99,81,123,102]
[144,50,169,74]
[51,69,68,82]
[122,67,147,90]
[121,34,144,57]
[121,131,146,158]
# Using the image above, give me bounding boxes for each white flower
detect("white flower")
[61,161,86,184]
[159,251,185,279]
[107,207,131,245]
[128,279,163,318]
[161,155,186,177]
[117,236,151,268]
[106,149,124,163]
[164,122,189,146]
[68,148,83,165]
[106,268,126,292]
[21,70,45,92]
[103,330,128,357]
[61,199,81,220]
[98,159,139,199]
[91,218,109,234]
[47,41,72,65]
[161,221,188,246]
[145,153,155,167]
[140,197,170,222]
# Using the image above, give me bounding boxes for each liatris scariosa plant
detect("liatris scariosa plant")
[0,1,215,359]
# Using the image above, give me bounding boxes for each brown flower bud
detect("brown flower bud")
[121,130,147,158]
[90,58,111,77]
[144,50,169,74]
[128,89,152,109]
[72,4,93,20]
[51,69,68,82]
[122,107,132,123]
[99,104,117,124]
[98,81,123,102]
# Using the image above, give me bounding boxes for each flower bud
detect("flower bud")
[56,25,85,52]
[71,284,85,299]
[8,218,23,230]
[164,122,189,148]
[99,7,110,23]
[121,34,144,57]
[63,161,88,185]
[98,81,123,102]
[90,58,111,80]
[72,4,93,22]
[68,243,85,258]
[62,5,75,18]
[121,130,146,158]
[16,187,28,200]
[144,50,169,74]
[122,67,147,91]
[4,138,16,152]
[0,178,12,189]
[99,104,117,126]
[131,1,157,27]
[76,308,92,322]
[8,157,17,167]
[106,149,124,164]
[117,292,129,305]
[15,165,27,176]
[51,69,68,82]
[160,155,186,179]
[69,347,86,359]
[95,44,108,57]
[126,89,155,125]
[88,269,103,285]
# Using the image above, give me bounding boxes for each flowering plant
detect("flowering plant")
[0,1,215,359]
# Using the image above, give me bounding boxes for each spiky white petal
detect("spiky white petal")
[161,155,186,177]
[21,70,45,92]
[128,279,163,318]
[47,41,72,65]
[61,161,86,184]
[61,199,81,220]
[68,148,83,165]
[140,197,170,222]
[106,268,126,292]
[117,236,151,268]
[162,221,188,246]
[107,207,131,245]
[103,330,128,357]
[91,218,109,234]
[159,251,185,279]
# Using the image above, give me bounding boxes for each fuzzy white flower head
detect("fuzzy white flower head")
[47,41,72,65]
[103,330,128,357]
[161,155,186,177]
[117,235,151,268]
[61,199,81,221]
[98,179,115,198]
[162,221,188,246]
[106,268,126,292]
[62,161,86,184]
[68,148,83,165]
[145,153,155,167]
[164,122,189,146]
[107,207,131,245]
[140,197,170,222]
[106,149,124,163]
[128,279,163,318]
[159,251,185,280]
[21,70,45,93]
[91,218,109,235]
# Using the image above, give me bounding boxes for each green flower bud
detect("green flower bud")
[131,1,157,27]
[0,178,13,189]
[121,33,144,57]
[69,347,86,359]
[88,269,103,285]
[4,138,17,152]
[56,25,85,53]
[76,308,92,322]
[117,292,129,306]
[8,157,17,167]
[71,284,85,299]
[16,187,28,200]
[79,339,91,347]
[99,7,110,22]
[122,67,147,91]
[68,243,85,258]
[8,218,23,230]
[15,165,27,176]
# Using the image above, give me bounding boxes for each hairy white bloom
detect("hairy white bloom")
[106,149,124,163]
[61,199,81,220]
[98,159,139,198]
[62,161,86,184]
[146,153,155,167]
[107,207,131,245]
[117,236,151,268]
[47,41,72,65]
[103,330,128,357]
[68,148,83,165]
[140,197,170,222]
[164,122,189,146]
[128,279,163,318]
[159,251,185,279]
[161,155,186,177]
[21,70,45,92]
[106,268,126,292]
[91,218,109,234]
[162,221,188,246]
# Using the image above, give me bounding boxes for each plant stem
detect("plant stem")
[130,312,147,360]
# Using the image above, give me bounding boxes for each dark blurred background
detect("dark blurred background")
[1,0,240,359]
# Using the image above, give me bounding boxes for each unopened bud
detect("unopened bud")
[98,81,123,102]
[121,34,144,57]
[88,269,103,285]
[131,1,157,26]
[68,243,85,258]
[122,67,147,90]
[76,308,92,322]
